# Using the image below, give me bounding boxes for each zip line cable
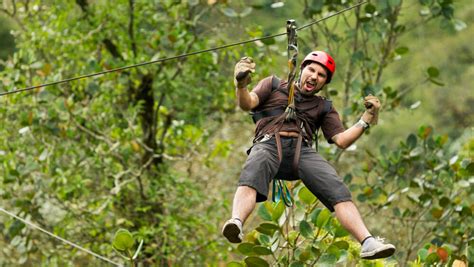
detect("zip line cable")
[0,207,122,266]
[0,1,366,97]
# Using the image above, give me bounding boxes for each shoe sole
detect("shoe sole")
[361,246,396,260]
[222,223,242,243]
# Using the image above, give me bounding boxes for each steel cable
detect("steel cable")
[0,207,122,266]
[0,1,366,97]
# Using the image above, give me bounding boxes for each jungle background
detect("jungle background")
[0,0,472,266]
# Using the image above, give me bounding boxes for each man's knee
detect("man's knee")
[237,185,257,195]
[334,200,355,211]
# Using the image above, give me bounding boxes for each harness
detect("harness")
[250,75,332,207]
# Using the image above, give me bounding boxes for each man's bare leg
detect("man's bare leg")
[232,185,257,223]
[222,185,257,243]
[334,201,371,242]
[334,201,395,259]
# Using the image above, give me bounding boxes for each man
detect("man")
[222,51,396,260]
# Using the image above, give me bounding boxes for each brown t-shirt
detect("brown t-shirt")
[251,76,345,143]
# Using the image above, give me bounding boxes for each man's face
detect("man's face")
[299,62,328,95]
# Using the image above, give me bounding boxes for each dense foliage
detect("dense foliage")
[0,0,471,266]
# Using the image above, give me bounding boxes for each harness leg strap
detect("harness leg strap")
[275,132,283,163]
[292,134,303,177]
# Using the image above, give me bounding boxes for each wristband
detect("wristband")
[357,119,370,130]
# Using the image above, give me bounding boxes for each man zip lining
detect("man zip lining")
[222,20,396,260]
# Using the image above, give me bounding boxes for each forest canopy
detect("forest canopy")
[0,0,472,266]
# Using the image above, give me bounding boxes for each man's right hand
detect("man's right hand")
[234,57,256,89]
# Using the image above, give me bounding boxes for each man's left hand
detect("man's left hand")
[362,95,381,125]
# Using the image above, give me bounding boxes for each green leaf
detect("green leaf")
[244,256,269,267]
[237,243,256,255]
[260,36,276,46]
[315,208,331,227]
[418,248,429,260]
[425,252,440,264]
[221,7,238,17]
[112,229,134,251]
[257,203,272,221]
[272,200,285,222]
[332,223,350,238]
[334,240,349,250]
[439,197,450,207]
[431,207,443,219]
[395,46,409,55]
[453,19,467,31]
[256,222,279,236]
[406,134,417,149]
[427,67,440,78]
[298,186,316,205]
[299,220,313,238]
[319,253,337,264]
[239,7,253,17]
[288,230,299,245]
[8,220,25,239]
[310,208,322,225]
[365,4,376,14]
[253,246,272,255]
[327,244,341,258]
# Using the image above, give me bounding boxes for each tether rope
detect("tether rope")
[0,207,122,266]
[0,1,366,97]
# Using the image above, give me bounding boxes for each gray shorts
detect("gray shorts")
[238,136,352,212]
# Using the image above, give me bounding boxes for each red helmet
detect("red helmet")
[300,51,336,83]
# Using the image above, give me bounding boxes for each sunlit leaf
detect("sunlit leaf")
[453,19,467,31]
[298,186,316,205]
[409,100,421,110]
[257,203,272,221]
[240,7,253,17]
[315,208,331,227]
[221,7,238,17]
[270,2,284,8]
[272,200,285,222]
[418,248,429,260]
[112,229,134,251]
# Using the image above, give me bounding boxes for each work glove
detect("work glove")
[361,95,381,125]
[234,56,256,89]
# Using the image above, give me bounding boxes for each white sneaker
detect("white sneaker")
[222,218,243,243]
[360,236,396,259]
